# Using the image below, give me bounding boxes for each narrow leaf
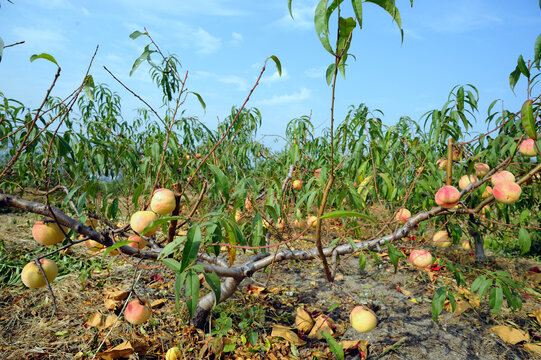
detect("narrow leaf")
[185,270,200,318]
[288,0,294,19]
[203,272,221,306]
[534,33,541,66]
[321,332,344,360]
[326,63,336,85]
[129,30,146,40]
[269,55,282,76]
[190,91,206,114]
[0,37,4,62]
[30,53,59,66]
[163,258,182,272]
[315,0,335,55]
[509,66,521,93]
[351,0,363,28]
[83,75,95,102]
[517,55,530,78]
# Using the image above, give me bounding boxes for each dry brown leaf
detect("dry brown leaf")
[103,314,119,329]
[150,299,167,308]
[104,299,121,311]
[97,341,135,360]
[335,273,344,281]
[529,309,541,325]
[524,343,541,356]
[271,325,306,346]
[307,315,334,340]
[105,290,128,300]
[490,326,530,344]
[247,285,265,296]
[86,312,104,328]
[339,339,369,355]
[294,307,314,333]
[443,300,472,315]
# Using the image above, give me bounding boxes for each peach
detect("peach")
[432,230,451,248]
[166,347,182,360]
[436,158,448,170]
[435,185,460,208]
[491,170,515,186]
[150,188,176,215]
[314,168,321,179]
[21,259,58,288]
[474,163,490,177]
[124,299,151,325]
[129,211,158,236]
[350,305,378,333]
[276,218,285,230]
[461,239,471,250]
[32,220,66,246]
[127,234,147,249]
[481,186,493,199]
[519,139,537,157]
[458,175,478,190]
[307,215,319,228]
[292,179,303,191]
[493,182,522,205]
[293,218,305,229]
[245,198,252,212]
[452,148,462,162]
[394,208,411,224]
[409,249,432,268]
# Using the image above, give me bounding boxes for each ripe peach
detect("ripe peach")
[493,182,522,205]
[394,208,411,224]
[432,230,451,248]
[150,188,176,215]
[481,186,493,199]
[307,215,319,228]
[519,139,537,157]
[127,234,147,249]
[458,175,478,190]
[409,249,432,268]
[32,220,66,246]
[21,259,58,288]
[491,170,515,186]
[461,239,471,250]
[129,211,158,236]
[436,158,448,170]
[452,148,462,162]
[434,185,460,208]
[124,299,151,325]
[292,179,303,191]
[166,347,182,360]
[350,305,377,333]
[474,163,490,177]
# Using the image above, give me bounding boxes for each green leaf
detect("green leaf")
[83,75,95,102]
[132,183,145,209]
[519,228,531,255]
[321,332,344,360]
[103,240,131,257]
[351,0,363,28]
[534,33,541,66]
[517,55,530,78]
[208,163,230,202]
[107,197,119,219]
[478,278,493,301]
[509,66,521,93]
[180,225,202,273]
[163,258,182,272]
[30,53,59,67]
[185,269,200,318]
[489,286,503,314]
[432,287,447,322]
[521,99,537,140]
[62,185,81,207]
[288,0,294,18]
[203,272,221,306]
[269,55,282,76]
[159,235,187,259]
[0,37,4,63]
[129,30,146,40]
[247,331,259,346]
[130,45,155,76]
[320,210,375,222]
[190,91,206,114]
[365,0,404,42]
[315,0,335,55]
[471,275,485,293]
[358,250,366,272]
[456,86,464,112]
[326,62,336,85]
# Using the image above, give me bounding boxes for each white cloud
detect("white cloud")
[261,68,288,84]
[257,87,310,106]
[232,32,243,41]
[276,1,317,30]
[219,75,248,92]
[12,27,68,51]
[304,66,326,78]
[192,28,222,55]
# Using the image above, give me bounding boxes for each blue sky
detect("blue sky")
[1,1,540,147]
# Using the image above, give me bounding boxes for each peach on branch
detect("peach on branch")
[410,249,433,268]
[307,215,319,228]
[432,230,451,248]
[436,158,448,170]
[434,185,460,208]
[124,299,151,325]
[458,175,478,190]
[129,211,158,236]
[519,139,537,157]
[474,163,490,177]
[491,170,515,186]
[32,220,66,246]
[150,188,176,215]
[292,179,303,190]
[127,234,147,249]
[350,305,378,333]
[493,182,522,205]
[394,208,411,224]
[21,259,58,288]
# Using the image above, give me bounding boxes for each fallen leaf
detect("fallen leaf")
[443,300,472,315]
[104,299,121,311]
[529,309,541,325]
[339,339,369,356]
[150,299,167,308]
[294,307,314,333]
[524,343,541,356]
[86,312,104,328]
[308,315,334,340]
[103,314,119,329]
[105,290,128,300]
[246,285,265,296]
[97,341,135,360]
[271,325,306,346]
[335,273,344,281]
[490,326,530,344]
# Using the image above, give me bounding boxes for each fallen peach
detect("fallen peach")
[350,305,378,333]
[410,249,433,268]
[124,299,151,325]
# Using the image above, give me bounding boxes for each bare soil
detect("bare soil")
[0,210,540,360]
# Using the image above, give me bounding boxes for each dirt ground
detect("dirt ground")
[0,211,540,360]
